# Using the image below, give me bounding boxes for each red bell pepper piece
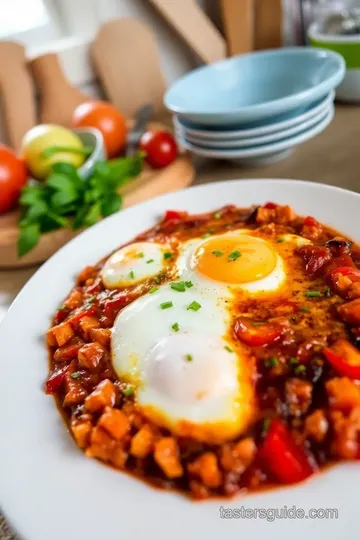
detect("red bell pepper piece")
[297,245,332,275]
[163,210,186,222]
[328,266,360,282]
[103,292,132,320]
[303,216,318,227]
[234,317,283,347]
[263,202,278,209]
[324,339,360,379]
[67,305,97,326]
[45,365,69,394]
[259,419,314,484]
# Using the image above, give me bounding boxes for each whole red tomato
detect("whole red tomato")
[72,101,127,158]
[140,130,178,168]
[0,145,28,214]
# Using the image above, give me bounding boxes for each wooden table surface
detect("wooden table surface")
[1,103,360,538]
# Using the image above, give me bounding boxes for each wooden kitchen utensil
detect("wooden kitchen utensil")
[254,0,283,50]
[0,119,195,267]
[29,53,90,126]
[0,41,36,150]
[221,0,254,56]
[92,19,166,119]
[149,0,226,64]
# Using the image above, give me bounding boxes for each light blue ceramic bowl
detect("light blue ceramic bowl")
[164,47,345,126]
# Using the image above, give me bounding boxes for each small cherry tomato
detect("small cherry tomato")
[72,101,127,158]
[0,145,28,214]
[140,130,178,168]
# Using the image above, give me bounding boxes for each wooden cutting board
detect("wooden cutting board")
[0,154,195,268]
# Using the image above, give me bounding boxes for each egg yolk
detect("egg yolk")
[193,235,277,284]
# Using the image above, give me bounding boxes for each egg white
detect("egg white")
[101,241,169,289]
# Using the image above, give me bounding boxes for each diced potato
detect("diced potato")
[326,377,360,410]
[52,322,74,347]
[305,409,328,443]
[130,425,154,458]
[154,437,183,479]
[78,342,104,371]
[64,289,83,310]
[72,421,92,449]
[338,298,360,325]
[79,316,100,339]
[98,407,130,440]
[89,328,111,347]
[84,379,116,412]
[188,452,222,488]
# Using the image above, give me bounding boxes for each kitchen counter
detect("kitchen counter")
[1,103,360,539]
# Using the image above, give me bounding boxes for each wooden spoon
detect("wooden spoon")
[29,53,90,126]
[0,41,36,150]
[92,19,166,119]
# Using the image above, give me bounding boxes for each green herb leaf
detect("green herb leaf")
[185,281,193,288]
[149,287,158,294]
[224,345,233,353]
[160,301,173,310]
[185,354,193,362]
[83,203,101,227]
[146,259,154,264]
[305,290,322,298]
[265,357,279,368]
[87,296,96,304]
[129,270,135,279]
[300,306,310,313]
[295,364,306,375]
[101,193,123,217]
[212,250,223,257]
[17,223,40,257]
[172,322,179,332]
[228,250,241,262]
[187,301,201,312]
[170,281,186,292]
[137,252,144,258]
[164,252,173,260]
[51,162,78,176]
[19,185,46,206]
[123,385,134,397]
[71,371,81,380]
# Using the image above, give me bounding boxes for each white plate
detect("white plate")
[178,106,334,160]
[179,103,331,149]
[174,91,334,141]
[0,179,359,540]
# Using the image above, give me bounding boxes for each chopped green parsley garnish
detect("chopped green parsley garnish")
[87,296,96,304]
[172,322,179,332]
[128,270,135,279]
[276,237,285,243]
[201,233,211,239]
[214,212,221,219]
[164,252,173,260]
[149,287,158,294]
[224,345,233,353]
[185,354,193,362]
[306,290,322,298]
[123,385,134,397]
[212,250,223,257]
[71,372,81,379]
[137,252,144,258]
[170,281,186,292]
[300,306,310,313]
[146,259,154,264]
[263,418,271,432]
[160,301,173,310]
[289,357,300,365]
[325,287,331,298]
[228,250,241,262]
[252,321,265,327]
[185,281,193,288]
[295,364,306,375]
[154,276,161,284]
[265,357,279,368]
[187,301,201,312]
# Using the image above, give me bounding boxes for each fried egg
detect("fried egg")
[111,287,254,443]
[110,229,310,443]
[101,242,170,289]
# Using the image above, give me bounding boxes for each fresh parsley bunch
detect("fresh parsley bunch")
[18,153,143,257]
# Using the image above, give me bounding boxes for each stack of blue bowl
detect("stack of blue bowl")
[164,48,345,166]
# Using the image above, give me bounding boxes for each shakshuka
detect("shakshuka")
[46,203,360,499]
